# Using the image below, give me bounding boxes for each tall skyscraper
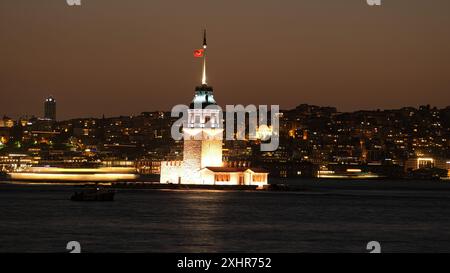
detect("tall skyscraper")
[44,96,56,121]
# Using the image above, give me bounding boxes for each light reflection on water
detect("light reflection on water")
[0,183,450,253]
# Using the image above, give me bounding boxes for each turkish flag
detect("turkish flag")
[193,49,204,57]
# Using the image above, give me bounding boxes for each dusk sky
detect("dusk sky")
[1,0,450,120]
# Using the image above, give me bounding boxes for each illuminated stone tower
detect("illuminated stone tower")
[160,30,269,186]
[182,29,223,183]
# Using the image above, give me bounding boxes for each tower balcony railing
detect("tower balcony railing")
[187,123,221,129]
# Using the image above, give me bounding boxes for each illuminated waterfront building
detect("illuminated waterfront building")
[404,157,449,171]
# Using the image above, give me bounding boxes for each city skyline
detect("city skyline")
[1,95,449,122]
[1,0,450,119]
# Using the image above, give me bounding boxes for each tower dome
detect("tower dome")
[189,84,217,109]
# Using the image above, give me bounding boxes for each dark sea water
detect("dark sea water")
[1,180,450,253]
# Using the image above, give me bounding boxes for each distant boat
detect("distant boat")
[70,188,115,202]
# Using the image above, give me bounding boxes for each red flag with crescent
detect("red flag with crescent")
[193,49,204,58]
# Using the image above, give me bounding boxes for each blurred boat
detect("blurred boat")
[8,166,137,182]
